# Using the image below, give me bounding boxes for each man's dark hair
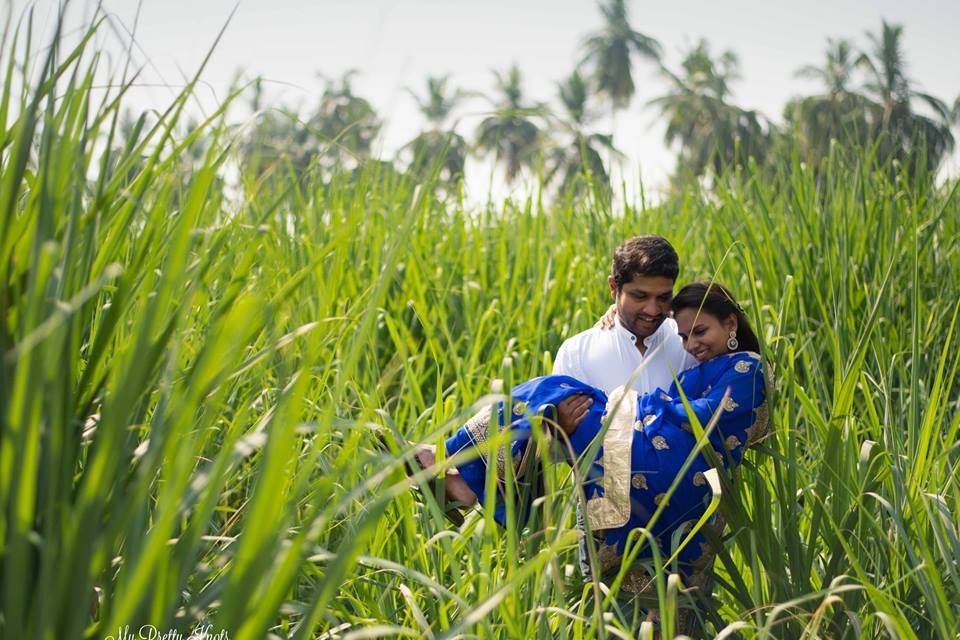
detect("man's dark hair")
[611,235,680,289]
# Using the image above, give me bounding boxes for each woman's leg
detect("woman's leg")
[442,406,542,527]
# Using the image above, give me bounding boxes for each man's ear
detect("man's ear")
[607,275,617,299]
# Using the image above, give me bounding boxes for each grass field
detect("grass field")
[2,18,959,640]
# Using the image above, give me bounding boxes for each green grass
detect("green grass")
[2,16,960,640]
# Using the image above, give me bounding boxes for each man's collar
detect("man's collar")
[614,315,669,348]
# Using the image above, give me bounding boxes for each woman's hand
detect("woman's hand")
[595,304,617,330]
[555,394,594,435]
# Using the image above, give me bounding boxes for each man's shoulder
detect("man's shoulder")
[558,324,618,352]
[649,318,698,373]
[559,318,682,353]
[655,318,686,348]
[658,317,679,336]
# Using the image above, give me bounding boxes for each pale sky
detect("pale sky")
[34,0,960,197]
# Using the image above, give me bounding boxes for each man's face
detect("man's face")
[608,274,675,339]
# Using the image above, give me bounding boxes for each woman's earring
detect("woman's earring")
[727,331,739,351]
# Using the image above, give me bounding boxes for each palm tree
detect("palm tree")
[307,71,382,171]
[408,75,470,127]
[785,38,870,168]
[581,0,661,123]
[475,65,545,184]
[797,39,860,97]
[545,69,622,198]
[242,71,381,178]
[401,75,471,184]
[857,21,954,172]
[649,40,771,179]
[242,105,311,176]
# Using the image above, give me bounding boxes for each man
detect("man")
[550,234,700,631]
[552,235,696,431]
[397,236,720,632]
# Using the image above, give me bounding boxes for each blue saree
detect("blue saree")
[444,351,768,576]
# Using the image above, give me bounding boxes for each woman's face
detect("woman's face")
[674,307,738,363]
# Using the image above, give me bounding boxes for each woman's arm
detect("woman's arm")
[640,354,765,429]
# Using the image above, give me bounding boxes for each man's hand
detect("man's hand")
[555,394,594,435]
[594,304,617,330]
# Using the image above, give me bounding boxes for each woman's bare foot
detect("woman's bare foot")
[413,444,478,506]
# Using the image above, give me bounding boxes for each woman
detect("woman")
[403,282,768,584]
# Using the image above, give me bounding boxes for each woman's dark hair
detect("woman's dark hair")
[611,235,680,289]
[671,281,761,354]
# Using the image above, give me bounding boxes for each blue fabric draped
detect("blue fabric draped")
[443,375,606,526]
[444,351,766,573]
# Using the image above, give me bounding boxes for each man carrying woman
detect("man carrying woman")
[388,236,770,634]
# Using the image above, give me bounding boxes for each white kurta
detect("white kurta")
[552,316,697,394]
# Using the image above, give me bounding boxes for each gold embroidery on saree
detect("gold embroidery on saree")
[746,401,770,446]
[584,385,636,531]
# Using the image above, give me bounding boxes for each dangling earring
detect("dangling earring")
[727,331,739,351]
